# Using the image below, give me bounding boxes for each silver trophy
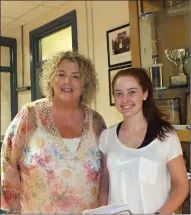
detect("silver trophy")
[165,48,190,87]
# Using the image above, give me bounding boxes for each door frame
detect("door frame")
[29,10,78,101]
[0,36,18,119]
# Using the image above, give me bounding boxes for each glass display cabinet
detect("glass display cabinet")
[128,1,190,213]
[129,0,190,142]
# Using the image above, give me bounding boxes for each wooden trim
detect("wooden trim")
[141,1,165,14]
[128,0,141,67]
[176,130,190,143]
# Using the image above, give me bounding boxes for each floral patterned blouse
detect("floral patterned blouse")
[1,98,106,214]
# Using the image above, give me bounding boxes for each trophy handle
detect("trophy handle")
[165,50,177,66]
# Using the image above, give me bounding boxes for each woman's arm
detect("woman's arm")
[98,153,109,206]
[157,155,189,214]
[1,106,28,214]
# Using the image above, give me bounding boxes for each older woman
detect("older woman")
[1,51,106,214]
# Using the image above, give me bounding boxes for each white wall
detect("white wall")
[91,1,129,125]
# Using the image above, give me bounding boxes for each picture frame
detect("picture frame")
[108,64,132,106]
[106,24,132,68]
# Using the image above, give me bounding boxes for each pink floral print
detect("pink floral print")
[1,98,106,213]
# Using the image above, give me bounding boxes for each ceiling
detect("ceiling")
[1,1,67,30]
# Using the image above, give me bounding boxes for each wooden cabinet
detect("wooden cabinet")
[176,129,190,142]
[138,0,165,16]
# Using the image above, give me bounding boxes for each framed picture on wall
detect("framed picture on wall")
[108,64,132,106]
[106,24,132,68]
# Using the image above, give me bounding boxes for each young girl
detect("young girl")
[98,68,189,214]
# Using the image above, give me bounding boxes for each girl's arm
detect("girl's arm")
[156,155,189,214]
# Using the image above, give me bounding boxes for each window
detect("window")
[30,10,78,100]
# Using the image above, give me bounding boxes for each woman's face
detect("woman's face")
[113,75,148,118]
[52,59,83,104]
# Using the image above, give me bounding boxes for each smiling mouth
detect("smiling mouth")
[61,88,73,92]
[122,104,134,109]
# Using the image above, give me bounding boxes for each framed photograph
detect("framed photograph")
[106,24,132,67]
[108,64,132,106]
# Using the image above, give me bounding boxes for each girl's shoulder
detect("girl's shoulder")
[162,131,180,143]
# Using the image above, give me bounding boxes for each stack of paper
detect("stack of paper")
[83,204,132,214]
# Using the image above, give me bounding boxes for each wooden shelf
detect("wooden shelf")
[176,130,190,142]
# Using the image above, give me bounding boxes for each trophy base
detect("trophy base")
[169,74,188,88]
[149,63,163,88]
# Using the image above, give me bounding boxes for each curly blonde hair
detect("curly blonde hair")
[39,51,98,104]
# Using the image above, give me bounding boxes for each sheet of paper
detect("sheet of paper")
[83,204,132,214]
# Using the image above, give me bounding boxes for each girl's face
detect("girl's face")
[113,75,148,118]
[52,60,83,104]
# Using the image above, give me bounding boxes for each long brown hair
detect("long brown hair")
[112,68,175,141]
